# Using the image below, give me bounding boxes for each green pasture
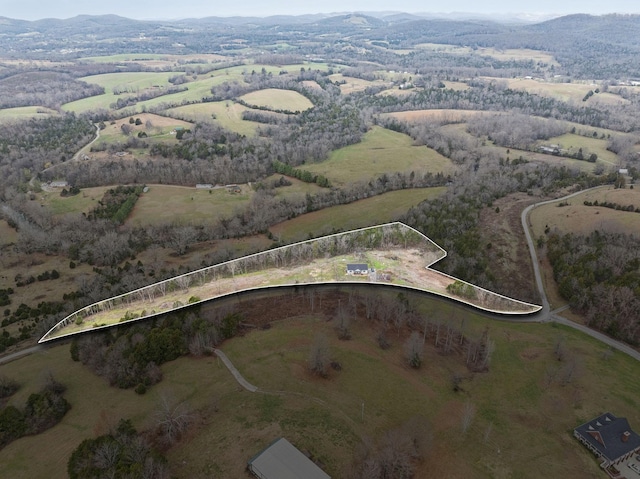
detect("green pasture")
[62,72,182,113]
[239,88,314,112]
[126,185,253,226]
[543,133,619,165]
[38,186,112,215]
[303,126,453,185]
[0,106,58,122]
[165,101,261,136]
[270,187,446,242]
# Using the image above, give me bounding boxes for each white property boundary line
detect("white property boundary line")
[39,222,540,343]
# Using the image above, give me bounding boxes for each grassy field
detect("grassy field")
[0,106,58,122]
[2,292,639,478]
[328,74,383,94]
[165,101,261,136]
[62,72,181,113]
[126,185,253,227]
[239,88,314,112]
[530,185,640,238]
[415,44,559,66]
[543,133,619,165]
[502,78,627,106]
[270,187,446,242]
[38,186,112,215]
[94,113,193,150]
[303,126,453,185]
[77,53,226,67]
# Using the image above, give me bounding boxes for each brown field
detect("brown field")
[415,44,559,66]
[530,186,640,238]
[501,78,628,106]
[0,219,18,247]
[301,80,323,90]
[328,74,384,94]
[385,109,485,123]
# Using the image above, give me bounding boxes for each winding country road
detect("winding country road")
[521,186,640,362]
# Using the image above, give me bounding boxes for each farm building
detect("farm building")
[49,180,69,188]
[574,413,640,468]
[346,263,369,275]
[247,437,330,479]
[195,183,213,189]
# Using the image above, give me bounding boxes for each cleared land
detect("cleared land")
[94,113,192,148]
[77,53,226,67]
[239,88,314,112]
[127,185,252,227]
[2,291,639,478]
[385,109,484,123]
[502,78,627,106]
[38,186,112,215]
[328,74,384,94]
[42,224,538,342]
[270,187,446,242]
[543,133,619,165]
[415,44,559,66]
[165,101,261,136]
[0,106,58,122]
[303,126,454,185]
[62,72,181,113]
[530,186,640,238]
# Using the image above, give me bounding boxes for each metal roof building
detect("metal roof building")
[248,437,331,479]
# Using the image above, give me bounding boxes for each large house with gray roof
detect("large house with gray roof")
[574,413,640,469]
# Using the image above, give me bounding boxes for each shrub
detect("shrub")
[135,383,147,395]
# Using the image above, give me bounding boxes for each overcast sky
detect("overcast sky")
[0,0,638,21]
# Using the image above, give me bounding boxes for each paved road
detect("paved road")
[521,185,640,362]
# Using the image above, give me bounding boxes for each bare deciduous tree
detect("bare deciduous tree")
[308,333,331,378]
[461,401,475,433]
[404,331,424,369]
[154,394,194,446]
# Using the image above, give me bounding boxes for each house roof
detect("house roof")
[575,413,640,462]
[346,263,368,271]
[248,437,330,479]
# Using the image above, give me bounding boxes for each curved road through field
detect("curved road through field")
[521,186,640,362]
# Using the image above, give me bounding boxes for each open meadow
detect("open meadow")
[37,186,112,215]
[165,101,262,136]
[238,88,314,112]
[414,44,559,66]
[502,78,628,106]
[0,106,58,122]
[61,72,181,113]
[1,290,639,478]
[270,187,446,242]
[303,126,453,185]
[543,133,619,165]
[126,185,252,227]
[530,185,640,238]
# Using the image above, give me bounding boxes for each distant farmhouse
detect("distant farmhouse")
[574,413,640,470]
[346,263,369,275]
[247,437,330,479]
